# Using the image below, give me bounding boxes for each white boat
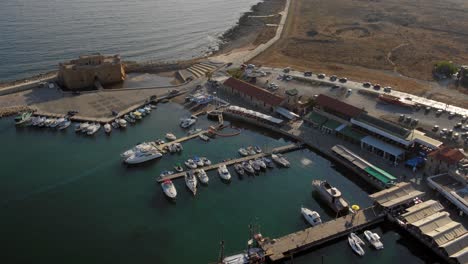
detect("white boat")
[242,161,255,174]
[254,146,262,153]
[160,170,174,177]
[180,117,196,128]
[201,157,211,166]
[364,230,384,250]
[144,106,152,113]
[149,104,157,109]
[37,116,47,127]
[271,153,290,167]
[185,172,198,195]
[262,157,274,168]
[187,128,202,135]
[111,121,120,129]
[301,207,322,226]
[238,148,249,157]
[348,233,365,256]
[199,134,210,141]
[124,150,162,164]
[234,163,245,176]
[118,119,127,128]
[254,158,266,170]
[249,160,260,172]
[87,123,101,135]
[195,169,209,184]
[218,164,231,180]
[50,119,59,128]
[161,180,177,199]
[174,163,184,172]
[185,159,198,169]
[58,120,71,130]
[165,133,177,141]
[75,122,89,132]
[194,157,204,167]
[133,111,142,120]
[104,123,112,134]
[174,143,183,152]
[168,144,178,153]
[121,142,156,158]
[247,146,256,155]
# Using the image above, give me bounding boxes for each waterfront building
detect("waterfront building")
[222,77,285,112]
[58,54,126,90]
[425,147,467,175]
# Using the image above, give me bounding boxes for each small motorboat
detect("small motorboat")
[254,146,262,153]
[149,104,157,109]
[180,117,196,128]
[165,133,177,141]
[168,144,177,153]
[133,111,142,120]
[87,123,101,135]
[104,123,112,134]
[118,119,127,128]
[218,164,231,180]
[49,118,59,128]
[249,160,261,172]
[185,159,197,169]
[364,230,384,250]
[37,116,46,127]
[242,161,255,174]
[301,207,322,226]
[193,157,204,167]
[76,122,89,132]
[111,121,120,129]
[138,108,147,116]
[174,143,183,152]
[348,233,365,256]
[271,153,290,167]
[195,169,209,184]
[161,180,177,199]
[199,134,210,141]
[160,170,174,178]
[124,115,135,124]
[234,163,245,176]
[247,146,256,156]
[255,158,266,170]
[58,119,71,130]
[262,157,274,168]
[144,105,152,113]
[238,148,249,157]
[174,163,184,173]
[201,157,211,166]
[185,172,198,195]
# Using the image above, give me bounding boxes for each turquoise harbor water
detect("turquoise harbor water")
[0,103,443,263]
[0,0,260,81]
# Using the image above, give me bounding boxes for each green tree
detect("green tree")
[433,61,458,78]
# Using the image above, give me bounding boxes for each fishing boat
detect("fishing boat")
[87,123,101,135]
[138,108,147,116]
[144,105,152,113]
[262,157,274,168]
[348,233,365,256]
[301,207,322,226]
[247,146,256,155]
[75,122,89,132]
[201,157,211,166]
[118,119,127,128]
[218,165,231,180]
[193,157,204,167]
[31,116,41,126]
[161,180,177,199]
[37,116,47,127]
[185,159,198,169]
[199,134,210,141]
[49,118,59,128]
[160,170,174,178]
[149,104,157,109]
[133,111,142,120]
[124,115,135,124]
[58,119,71,130]
[174,142,183,152]
[249,160,260,172]
[185,172,198,195]
[180,117,196,128]
[254,158,266,170]
[174,163,184,173]
[187,128,202,135]
[219,230,266,264]
[238,148,249,157]
[242,161,255,174]
[104,123,112,134]
[165,133,177,141]
[254,146,262,153]
[312,180,349,215]
[234,163,245,176]
[271,153,290,167]
[14,112,32,126]
[111,121,120,129]
[124,149,162,164]
[364,230,384,250]
[195,169,209,184]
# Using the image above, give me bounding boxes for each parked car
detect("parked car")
[383,86,392,93]
[373,84,381,90]
[330,75,337,81]
[339,77,348,83]
[347,89,352,95]
[283,67,290,73]
[304,71,312,77]
[318,73,326,79]
[363,82,371,88]
[331,85,340,89]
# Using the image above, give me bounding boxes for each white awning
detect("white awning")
[361,136,405,157]
[408,130,443,149]
[275,107,299,120]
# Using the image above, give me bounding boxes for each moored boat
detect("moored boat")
[165,133,177,141]
[312,180,349,215]
[242,161,255,174]
[160,170,174,178]
[187,128,202,135]
[254,158,266,170]
[364,230,384,250]
[262,157,274,168]
[185,159,197,169]
[58,119,71,130]
[234,163,245,176]
[195,169,209,184]
[199,134,210,141]
[185,171,198,195]
[124,150,162,164]
[104,123,112,134]
[14,112,33,126]
[348,233,365,256]
[161,180,177,199]
[247,146,256,155]
[238,148,249,157]
[180,117,196,128]
[249,160,260,172]
[87,123,101,135]
[193,156,204,167]
[254,146,262,153]
[218,164,231,180]
[201,157,211,166]
[271,153,290,167]
[118,119,127,128]
[301,207,322,226]
[174,163,184,173]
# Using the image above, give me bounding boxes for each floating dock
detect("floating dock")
[259,206,385,261]
[155,130,208,153]
[157,144,303,182]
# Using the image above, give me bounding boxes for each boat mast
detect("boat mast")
[218,240,225,263]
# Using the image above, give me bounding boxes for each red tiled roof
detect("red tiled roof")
[315,94,364,118]
[223,77,284,106]
[428,147,466,164]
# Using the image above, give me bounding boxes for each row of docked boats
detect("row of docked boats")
[233,157,272,176]
[120,142,162,164]
[348,231,384,256]
[184,156,212,169]
[238,146,262,156]
[28,116,72,130]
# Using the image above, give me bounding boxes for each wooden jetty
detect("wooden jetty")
[258,206,385,261]
[157,144,303,182]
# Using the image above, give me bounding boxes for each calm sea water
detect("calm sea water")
[0,0,260,82]
[0,103,442,263]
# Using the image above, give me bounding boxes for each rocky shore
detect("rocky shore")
[0,105,35,118]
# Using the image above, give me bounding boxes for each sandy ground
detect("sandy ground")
[250,0,468,107]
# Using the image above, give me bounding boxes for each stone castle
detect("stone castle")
[58,54,126,90]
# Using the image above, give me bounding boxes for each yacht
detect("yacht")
[124,150,162,164]
[75,122,89,132]
[312,180,349,215]
[234,163,245,176]
[247,146,256,155]
[185,159,198,169]
[199,134,210,141]
[104,123,112,134]
[254,158,266,170]
[118,119,127,128]
[193,157,204,167]
[348,233,365,256]
[254,146,262,153]
[111,121,120,129]
[249,160,260,172]
[242,161,255,174]
[301,207,322,226]
[238,148,249,157]
[271,153,290,167]
[218,165,231,180]
[187,128,202,135]
[180,117,196,128]
[262,157,274,168]
[87,123,101,135]
[195,169,209,184]
[201,157,211,166]
[165,133,177,141]
[161,180,177,199]
[174,163,184,173]
[364,230,384,250]
[185,172,198,195]
[121,142,157,158]
[58,119,71,130]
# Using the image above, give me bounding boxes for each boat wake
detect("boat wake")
[2,159,116,207]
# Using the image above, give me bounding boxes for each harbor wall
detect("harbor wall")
[0,74,57,96]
